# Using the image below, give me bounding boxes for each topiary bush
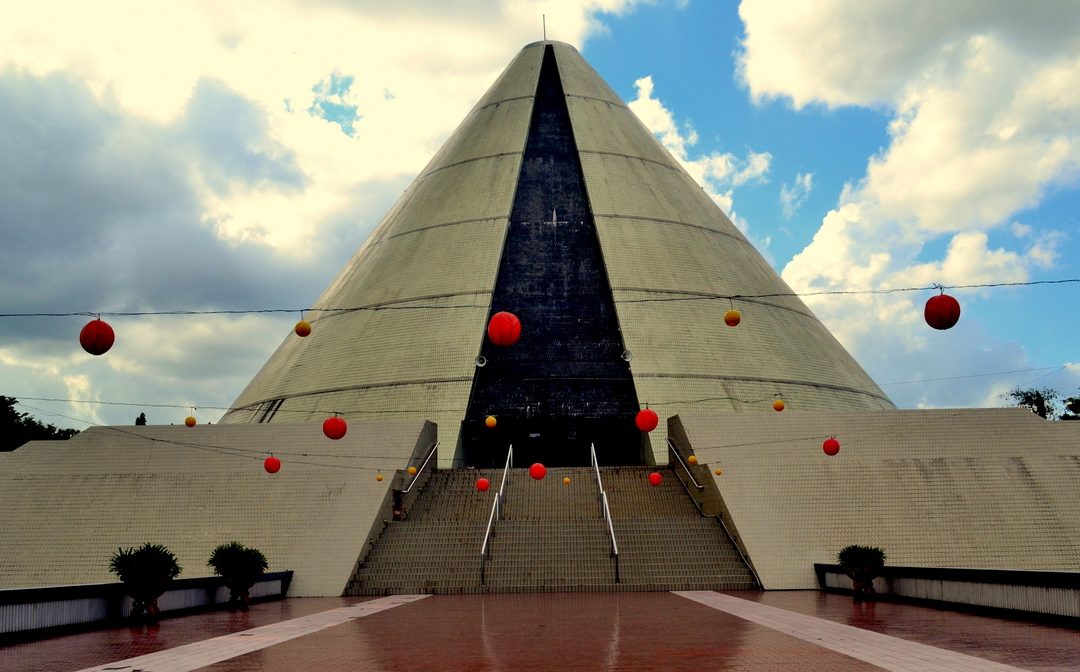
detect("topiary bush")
[208,542,268,610]
[109,543,182,622]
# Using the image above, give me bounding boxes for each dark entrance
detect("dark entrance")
[462,45,644,468]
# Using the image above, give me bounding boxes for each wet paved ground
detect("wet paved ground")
[2,591,1078,671]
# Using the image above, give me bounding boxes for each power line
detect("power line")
[1,278,1076,318]
[11,361,1078,428]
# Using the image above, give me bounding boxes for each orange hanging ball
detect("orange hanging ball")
[323,416,347,440]
[184,416,196,427]
[563,476,571,486]
[376,473,384,482]
[773,399,785,412]
[487,311,522,346]
[724,309,741,327]
[714,468,723,476]
[485,415,497,428]
[687,455,698,465]
[264,455,281,473]
[294,320,312,337]
[79,318,115,356]
[407,466,417,476]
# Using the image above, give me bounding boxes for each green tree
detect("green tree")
[1,396,79,451]
[1004,387,1060,419]
[1062,395,1080,421]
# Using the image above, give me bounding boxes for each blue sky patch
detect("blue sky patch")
[309,71,360,136]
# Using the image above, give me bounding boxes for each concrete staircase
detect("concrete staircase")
[346,463,757,595]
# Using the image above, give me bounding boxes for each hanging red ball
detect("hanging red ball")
[79,319,115,356]
[773,399,785,412]
[823,437,840,456]
[476,477,490,492]
[529,463,546,480]
[648,472,662,486]
[184,416,196,428]
[323,416,347,440]
[924,293,961,330]
[487,311,522,346]
[294,320,312,337]
[635,408,659,432]
[724,309,741,327]
[264,456,281,473]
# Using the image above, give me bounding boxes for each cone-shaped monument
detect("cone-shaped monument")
[222,42,893,467]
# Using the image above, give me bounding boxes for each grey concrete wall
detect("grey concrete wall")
[0,422,429,596]
[679,408,1080,589]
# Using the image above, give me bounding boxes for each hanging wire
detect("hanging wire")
[1,278,1076,318]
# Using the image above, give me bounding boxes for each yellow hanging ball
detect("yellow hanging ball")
[724,309,741,327]
[485,415,497,428]
[563,476,571,486]
[773,399,785,412]
[184,416,196,427]
[715,468,723,476]
[294,320,312,337]
[376,473,384,482]
[407,466,417,476]
[687,455,698,465]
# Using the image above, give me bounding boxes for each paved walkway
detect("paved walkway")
[2,591,1078,671]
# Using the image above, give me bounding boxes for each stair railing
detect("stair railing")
[480,444,513,586]
[590,444,620,584]
[667,438,762,589]
[667,438,704,491]
[400,441,439,495]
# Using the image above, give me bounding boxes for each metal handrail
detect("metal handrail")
[601,491,620,583]
[590,444,620,584]
[401,441,439,495]
[667,438,703,490]
[480,444,513,586]
[666,440,761,589]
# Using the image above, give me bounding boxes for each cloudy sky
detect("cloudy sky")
[2,0,1078,429]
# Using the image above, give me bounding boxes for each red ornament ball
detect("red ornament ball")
[294,320,312,337]
[823,437,840,456]
[79,319,115,356]
[264,456,281,473]
[924,293,961,330]
[723,309,741,327]
[635,408,659,432]
[487,311,522,346]
[648,472,662,486]
[184,416,196,427]
[476,477,490,492]
[773,399,785,412]
[529,463,547,480]
[323,416,347,440]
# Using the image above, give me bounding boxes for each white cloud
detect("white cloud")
[735,0,1080,407]
[780,172,813,218]
[0,0,652,429]
[627,74,772,239]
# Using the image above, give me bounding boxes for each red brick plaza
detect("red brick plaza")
[3,591,1078,672]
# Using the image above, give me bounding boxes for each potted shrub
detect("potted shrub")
[109,543,182,623]
[208,542,268,611]
[837,545,886,602]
